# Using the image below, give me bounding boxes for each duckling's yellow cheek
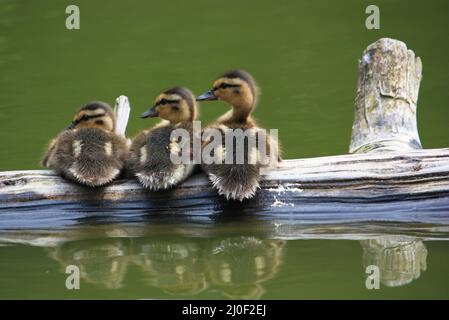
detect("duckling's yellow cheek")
[159,108,170,119]
[215,91,225,100]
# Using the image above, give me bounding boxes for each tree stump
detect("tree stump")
[350,38,423,154]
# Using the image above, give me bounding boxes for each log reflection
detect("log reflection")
[360,236,427,287]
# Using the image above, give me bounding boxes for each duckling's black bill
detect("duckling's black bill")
[196,90,217,101]
[141,106,158,118]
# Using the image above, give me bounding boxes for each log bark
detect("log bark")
[350,38,423,154]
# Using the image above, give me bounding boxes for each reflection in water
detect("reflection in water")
[49,239,131,289]
[206,237,285,299]
[44,233,430,297]
[132,239,207,296]
[360,236,428,287]
[48,236,285,299]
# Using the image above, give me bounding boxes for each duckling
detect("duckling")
[197,70,280,201]
[128,87,198,190]
[42,101,128,186]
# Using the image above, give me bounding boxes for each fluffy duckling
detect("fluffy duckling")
[128,87,198,190]
[197,70,280,201]
[42,102,128,186]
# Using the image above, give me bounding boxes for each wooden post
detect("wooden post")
[350,38,423,154]
[351,39,429,288]
[113,95,131,137]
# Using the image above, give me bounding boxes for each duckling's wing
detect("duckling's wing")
[114,95,131,137]
[41,138,58,167]
[128,130,151,171]
[41,130,78,169]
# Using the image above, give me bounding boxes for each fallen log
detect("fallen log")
[1,148,449,205]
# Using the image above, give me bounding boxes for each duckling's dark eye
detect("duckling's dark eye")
[159,99,167,105]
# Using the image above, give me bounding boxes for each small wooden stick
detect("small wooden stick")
[114,95,131,137]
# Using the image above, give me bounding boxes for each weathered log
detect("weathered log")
[1,148,449,207]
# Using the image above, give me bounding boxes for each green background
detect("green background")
[0,0,448,170]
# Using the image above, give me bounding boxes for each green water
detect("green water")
[1,234,448,299]
[1,0,449,299]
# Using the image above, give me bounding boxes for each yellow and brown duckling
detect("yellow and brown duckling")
[128,87,198,190]
[197,70,280,201]
[42,101,128,186]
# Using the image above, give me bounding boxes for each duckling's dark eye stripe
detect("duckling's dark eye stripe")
[156,99,180,106]
[214,83,241,91]
[73,113,105,125]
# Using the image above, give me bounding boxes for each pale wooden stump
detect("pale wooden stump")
[350,38,423,154]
